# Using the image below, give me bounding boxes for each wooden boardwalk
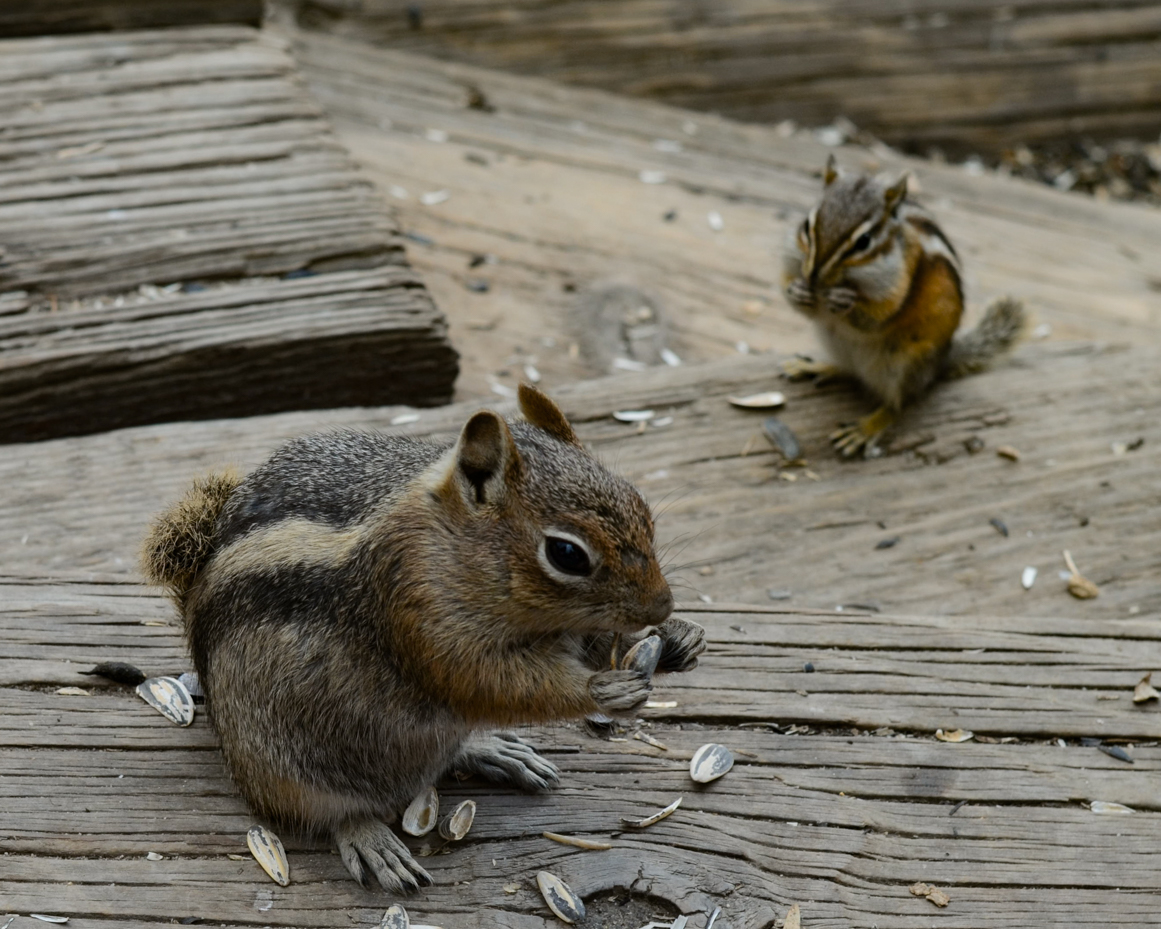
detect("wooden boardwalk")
[2,23,1160,929]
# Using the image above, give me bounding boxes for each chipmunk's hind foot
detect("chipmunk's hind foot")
[336,817,433,893]
[831,406,896,459]
[452,733,561,792]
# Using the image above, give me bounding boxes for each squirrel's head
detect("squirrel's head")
[423,384,672,636]
[794,154,911,292]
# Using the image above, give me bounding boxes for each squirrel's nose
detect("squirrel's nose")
[645,586,673,625]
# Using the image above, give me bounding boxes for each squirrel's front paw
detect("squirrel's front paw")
[452,732,561,793]
[785,278,815,309]
[589,669,652,716]
[654,616,706,674]
[336,817,433,894]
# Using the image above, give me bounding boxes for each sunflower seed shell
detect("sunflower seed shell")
[402,786,440,837]
[438,799,476,841]
[536,871,586,924]
[763,417,802,460]
[613,410,655,423]
[620,634,663,677]
[378,904,410,929]
[689,743,734,783]
[136,676,195,727]
[246,824,290,886]
[728,391,785,409]
[621,795,682,828]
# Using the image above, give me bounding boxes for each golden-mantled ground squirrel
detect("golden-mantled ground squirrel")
[782,155,1025,457]
[142,385,704,893]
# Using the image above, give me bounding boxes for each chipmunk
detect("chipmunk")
[142,385,703,894]
[782,155,1025,457]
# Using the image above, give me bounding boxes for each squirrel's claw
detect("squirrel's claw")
[654,616,706,674]
[336,818,433,893]
[589,668,652,715]
[452,733,561,792]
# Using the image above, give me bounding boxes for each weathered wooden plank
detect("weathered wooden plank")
[276,0,1161,152]
[0,1,261,38]
[272,28,1161,407]
[0,26,458,438]
[1,339,1156,619]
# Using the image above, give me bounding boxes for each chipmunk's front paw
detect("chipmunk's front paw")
[654,616,706,673]
[781,357,843,383]
[824,286,858,314]
[589,669,652,716]
[831,406,894,459]
[452,732,560,792]
[785,278,815,309]
[336,817,433,894]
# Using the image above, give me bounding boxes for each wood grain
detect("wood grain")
[279,0,1161,153]
[0,26,458,438]
[0,0,261,37]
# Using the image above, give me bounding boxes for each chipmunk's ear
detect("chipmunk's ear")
[823,154,839,187]
[445,410,522,507]
[518,383,582,447]
[884,172,910,212]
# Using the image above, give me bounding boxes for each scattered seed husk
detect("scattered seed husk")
[1062,550,1099,599]
[644,700,677,709]
[1090,800,1134,814]
[378,904,410,929]
[536,871,586,924]
[227,853,247,860]
[402,785,440,837]
[56,686,90,696]
[690,743,734,783]
[783,903,802,929]
[542,831,613,851]
[1098,745,1134,763]
[935,728,973,743]
[875,536,900,550]
[728,391,785,410]
[613,410,655,423]
[136,676,195,727]
[80,661,146,685]
[621,796,681,828]
[633,731,669,751]
[438,799,476,841]
[177,671,204,701]
[30,917,69,924]
[705,908,721,929]
[391,412,421,426]
[763,417,802,460]
[247,824,290,886]
[1021,566,1037,590]
[146,851,164,861]
[989,517,1009,537]
[503,882,520,894]
[620,634,662,677]
[996,445,1022,462]
[909,881,950,907]
[671,917,689,929]
[1133,673,1160,703]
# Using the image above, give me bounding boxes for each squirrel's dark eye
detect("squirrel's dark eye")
[544,536,592,576]
[800,218,810,239]
[852,232,872,252]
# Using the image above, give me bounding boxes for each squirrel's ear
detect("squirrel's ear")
[448,410,522,506]
[823,154,839,187]
[884,172,910,212]
[518,383,582,447]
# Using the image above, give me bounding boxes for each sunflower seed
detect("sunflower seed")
[247,824,290,886]
[80,661,145,685]
[542,831,613,850]
[613,410,655,423]
[30,917,69,924]
[536,871,586,924]
[438,799,476,841]
[56,687,90,696]
[136,676,195,726]
[763,417,802,460]
[1021,566,1037,590]
[935,728,974,743]
[402,785,440,837]
[378,904,410,929]
[689,743,734,783]
[997,445,1022,462]
[177,671,203,700]
[621,796,681,828]
[1090,800,1134,814]
[620,635,663,677]
[728,392,785,410]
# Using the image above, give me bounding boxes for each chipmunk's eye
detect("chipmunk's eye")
[800,218,810,239]
[852,232,873,252]
[544,536,592,577]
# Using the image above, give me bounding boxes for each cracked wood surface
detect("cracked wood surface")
[0,26,457,439]
[3,580,1160,928]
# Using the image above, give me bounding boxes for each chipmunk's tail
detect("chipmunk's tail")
[141,469,241,600]
[944,296,1026,379]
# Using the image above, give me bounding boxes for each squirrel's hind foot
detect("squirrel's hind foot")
[452,733,561,792]
[336,817,433,893]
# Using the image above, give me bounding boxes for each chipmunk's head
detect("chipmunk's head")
[789,154,912,304]
[426,384,671,636]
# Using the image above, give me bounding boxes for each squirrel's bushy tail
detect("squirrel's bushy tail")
[142,469,241,599]
[944,296,1026,379]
